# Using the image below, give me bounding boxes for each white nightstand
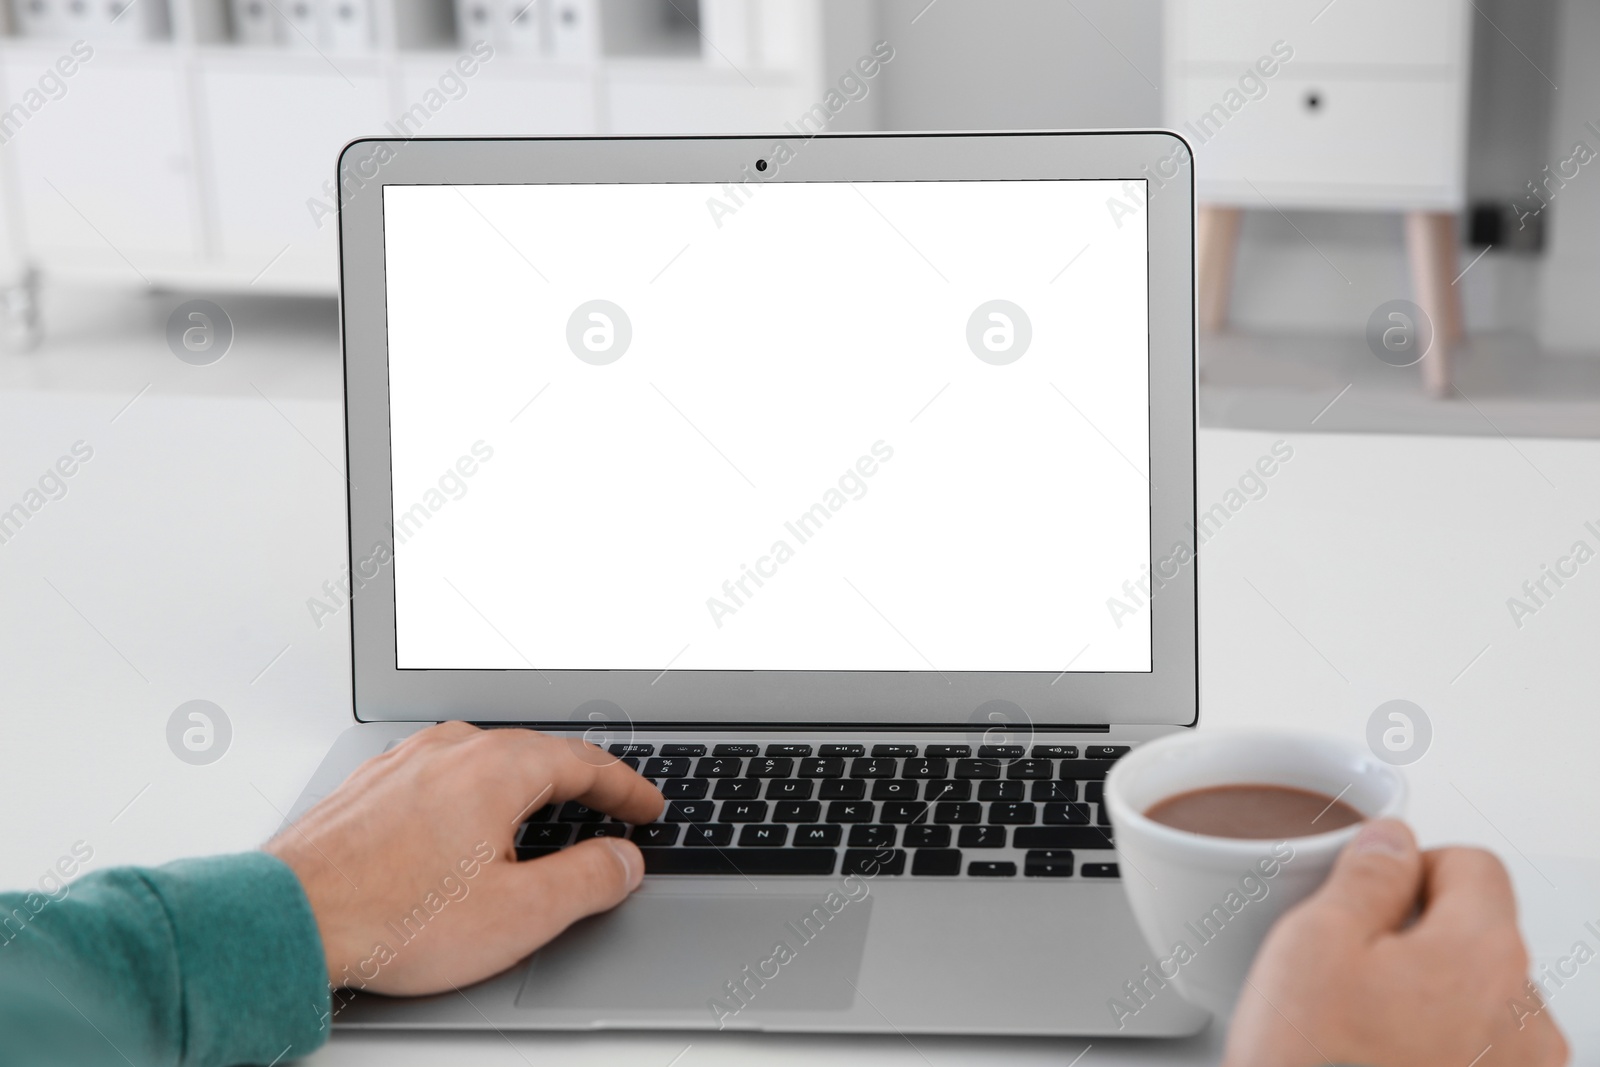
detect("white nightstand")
[1165,0,1473,394]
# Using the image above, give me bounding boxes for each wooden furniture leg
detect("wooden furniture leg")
[1404,211,1465,398]
[1196,205,1243,333]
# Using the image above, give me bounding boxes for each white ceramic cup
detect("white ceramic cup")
[1104,729,1406,1018]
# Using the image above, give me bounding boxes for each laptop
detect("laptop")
[290,130,1206,1037]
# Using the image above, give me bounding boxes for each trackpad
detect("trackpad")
[515,894,871,1016]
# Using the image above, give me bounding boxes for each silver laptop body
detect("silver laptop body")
[289,130,1207,1037]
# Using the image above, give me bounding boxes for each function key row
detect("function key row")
[610,742,1130,760]
[654,778,1107,803]
[649,755,1125,782]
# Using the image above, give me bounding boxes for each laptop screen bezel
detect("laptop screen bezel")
[338,131,1197,729]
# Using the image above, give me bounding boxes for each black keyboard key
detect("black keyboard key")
[955,759,1000,779]
[774,800,822,822]
[696,757,743,778]
[968,861,1017,877]
[901,758,948,780]
[798,757,845,778]
[739,824,788,847]
[848,825,897,848]
[764,744,813,757]
[1032,781,1077,802]
[924,780,971,802]
[978,745,1025,759]
[666,800,716,822]
[903,824,951,848]
[827,800,875,823]
[518,823,572,848]
[713,779,763,800]
[1044,802,1092,825]
[767,779,814,799]
[576,823,628,840]
[1025,850,1075,877]
[643,757,690,778]
[1098,804,1113,827]
[819,744,865,757]
[959,825,1007,848]
[850,757,897,778]
[621,757,640,771]
[721,800,768,822]
[1031,745,1079,759]
[1081,862,1120,878]
[526,804,556,823]
[1086,745,1131,760]
[989,802,1037,825]
[714,744,760,757]
[1059,759,1117,781]
[632,823,680,846]
[661,779,708,800]
[794,824,842,846]
[872,780,919,801]
[1014,827,1115,849]
[558,802,604,822]
[515,847,559,861]
[911,848,962,876]
[682,823,734,847]
[661,743,707,757]
[1006,759,1054,780]
[746,757,794,778]
[935,802,982,824]
[641,847,835,875]
[978,781,1024,801]
[1085,781,1105,804]
[924,744,971,758]
[820,779,867,800]
[842,848,906,876]
[872,744,919,757]
[609,743,654,757]
[880,801,929,824]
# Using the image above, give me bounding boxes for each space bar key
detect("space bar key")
[640,848,837,875]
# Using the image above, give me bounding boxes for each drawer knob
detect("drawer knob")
[1304,89,1323,112]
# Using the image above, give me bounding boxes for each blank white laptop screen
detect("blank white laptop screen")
[381,179,1150,674]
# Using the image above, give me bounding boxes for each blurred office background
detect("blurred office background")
[0,0,1594,434]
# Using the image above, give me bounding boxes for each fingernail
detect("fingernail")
[1351,819,1411,859]
[607,838,644,891]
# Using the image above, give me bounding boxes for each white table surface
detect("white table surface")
[4,373,1599,1064]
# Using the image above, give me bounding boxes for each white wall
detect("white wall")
[1536,0,1600,353]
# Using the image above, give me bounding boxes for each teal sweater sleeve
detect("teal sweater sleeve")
[0,852,331,1066]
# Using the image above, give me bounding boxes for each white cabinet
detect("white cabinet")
[0,47,200,279]
[1166,0,1474,395]
[198,57,391,288]
[1170,74,1463,211]
[1174,0,1462,70]
[605,69,810,135]
[394,60,595,135]
[1165,0,1472,211]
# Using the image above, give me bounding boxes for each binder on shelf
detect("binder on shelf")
[59,0,95,37]
[323,0,371,51]
[229,0,278,45]
[281,0,321,48]
[546,0,597,62]
[501,0,545,57]
[99,0,169,41]
[454,0,497,50]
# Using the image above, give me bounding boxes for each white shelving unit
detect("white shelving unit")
[0,0,876,309]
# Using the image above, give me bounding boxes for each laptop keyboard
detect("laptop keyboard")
[515,741,1128,880]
